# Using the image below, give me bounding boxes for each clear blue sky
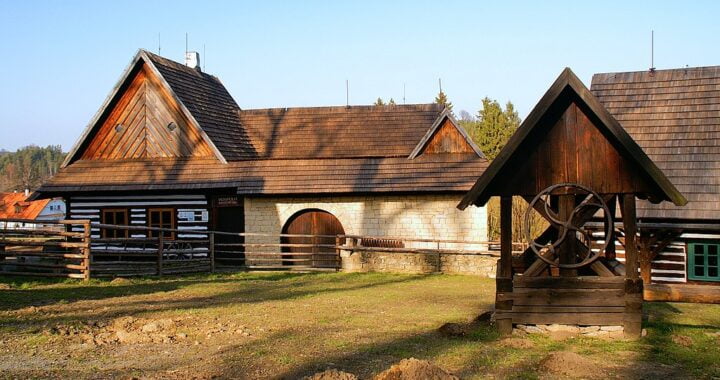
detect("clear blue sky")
[1,0,719,151]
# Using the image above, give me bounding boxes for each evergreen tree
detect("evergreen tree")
[0,145,65,192]
[373,97,385,106]
[465,97,521,160]
[388,98,396,106]
[434,90,453,112]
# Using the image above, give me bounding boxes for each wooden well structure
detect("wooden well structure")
[458,68,687,338]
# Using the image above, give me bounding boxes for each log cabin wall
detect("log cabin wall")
[67,194,210,240]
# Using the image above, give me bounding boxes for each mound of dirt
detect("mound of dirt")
[501,337,535,349]
[438,323,467,337]
[672,334,693,347]
[0,283,12,290]
[303,369,358,380]
[538,351,601,378]
[110,277,131,285]
[373,358,458,380]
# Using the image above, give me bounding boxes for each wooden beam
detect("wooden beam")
[621,194,639,280]
[558,194,577,277]
[496,196,513,336]
[644,283,720,304]
[606,196,616,260]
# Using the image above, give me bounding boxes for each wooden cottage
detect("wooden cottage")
[32,49,489,267]
[458,68,686,337]
[591,66,720,286]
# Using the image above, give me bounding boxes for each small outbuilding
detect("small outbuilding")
[458,68,686,337]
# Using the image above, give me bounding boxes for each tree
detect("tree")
[373,97,385,106]
[467,97,520,160]
[434,90,453,112]
[0,145,65,192]
[388,98,396,106]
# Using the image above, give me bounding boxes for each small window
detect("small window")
[148,208,175,240]
[101,209,128,238]
[688,242,720,281]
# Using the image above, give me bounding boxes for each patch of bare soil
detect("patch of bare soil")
[438,310,494,337]
[373,358,459,380]
[608,351,687,379]
[303,369,359,380]
[501,337,535,349]
[672,334,693,347]
[46,315,253,346]
[538,351,602,379]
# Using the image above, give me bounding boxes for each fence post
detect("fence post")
[157,234,164,276]
[82,221,92,281]
[209,232,215,273]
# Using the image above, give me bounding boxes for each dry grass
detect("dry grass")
[0,272,718,379]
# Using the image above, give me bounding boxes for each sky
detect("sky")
[1,0,719,151]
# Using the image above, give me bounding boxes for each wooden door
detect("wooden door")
[282,210,344,268]
[214,206,244,266]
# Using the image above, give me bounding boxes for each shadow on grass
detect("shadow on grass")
[213,323,503,379]
[0,272,431,328]
[638,302,720,378]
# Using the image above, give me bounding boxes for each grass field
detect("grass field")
[0,272,719,379]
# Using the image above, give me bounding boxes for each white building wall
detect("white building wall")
[244,194,488,249]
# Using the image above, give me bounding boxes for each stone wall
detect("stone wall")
[340,250,497,277]
[244,194,488,248]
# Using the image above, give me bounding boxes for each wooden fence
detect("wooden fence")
[0,219,517,279]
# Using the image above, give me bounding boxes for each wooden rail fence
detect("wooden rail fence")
[0,219,521,279]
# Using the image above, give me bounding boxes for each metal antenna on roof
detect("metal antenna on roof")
[185,33,188,57]
[649,30,656,74]
[158,32,161,55]
[403,83,406,104]
[438,78,443,93]
[203,43,206,71]
[346,80,349,107]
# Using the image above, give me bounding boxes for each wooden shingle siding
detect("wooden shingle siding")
[592,66,720,220]
[67,195,209,239]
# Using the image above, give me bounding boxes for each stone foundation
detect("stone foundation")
[514,324,627,339]
[341,250,497,277]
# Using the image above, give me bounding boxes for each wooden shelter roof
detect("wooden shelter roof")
[0,193,50,220]
[35,154,487,195]
[592,66,720,220]
[458,68,686,209]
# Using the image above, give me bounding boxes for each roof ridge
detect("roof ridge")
[240,103,444,114]
[593,65,720,77]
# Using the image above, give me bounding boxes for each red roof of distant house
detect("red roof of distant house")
[0,193,50,220]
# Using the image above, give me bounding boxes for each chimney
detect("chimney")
[185,51,201,71]
[24,189,29,197]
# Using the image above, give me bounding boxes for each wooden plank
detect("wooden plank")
[511,306,625,313]
[558,194,577,276]
[513,275,624,289]
[496,311,625,326]
[644,283,720,304]
[498,288,625,307]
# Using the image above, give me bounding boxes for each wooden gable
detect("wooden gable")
[459,68,686,209]
[420,118,476,154]
[80,62,215,160]
[409,110,484,159]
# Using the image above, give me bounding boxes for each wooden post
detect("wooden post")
[621,193,642,338]
[606,196,616,260]
[209,232,215,273]
[558,194,577,277]
[82,221,92,281]
[157,234,164,276]
[496,196,513,336]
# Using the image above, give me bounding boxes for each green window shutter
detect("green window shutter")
[688,242,720,281]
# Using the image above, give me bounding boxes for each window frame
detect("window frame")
[100,208,129,239]
[687,241,720,281]
[147,208,176,240]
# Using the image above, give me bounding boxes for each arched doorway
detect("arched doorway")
[281,209,345,269]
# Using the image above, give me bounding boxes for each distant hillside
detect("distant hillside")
[0,145,66,192]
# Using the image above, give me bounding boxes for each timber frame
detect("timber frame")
[459,68,686,338]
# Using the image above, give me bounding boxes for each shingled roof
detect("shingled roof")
[37,154,487,195]
[38,50,487,197]
[592,66,720,220]
[0,193,50,220]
